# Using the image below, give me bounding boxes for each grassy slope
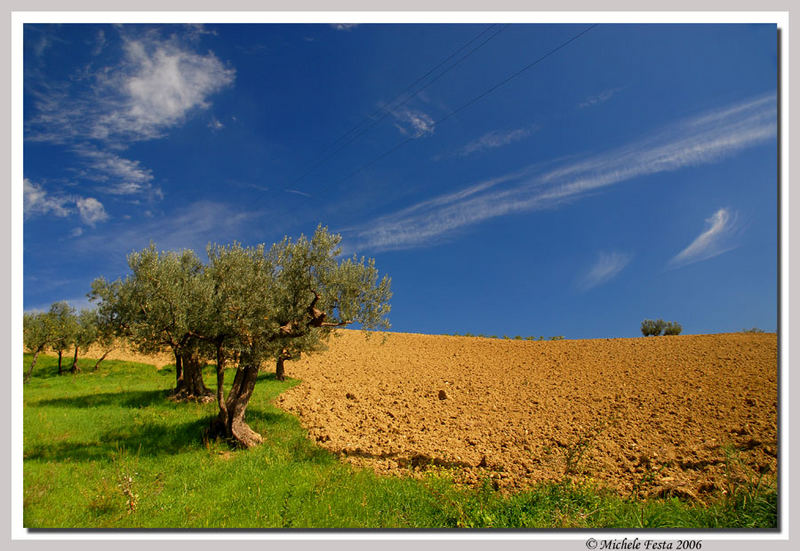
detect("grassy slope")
[22,354,777,529]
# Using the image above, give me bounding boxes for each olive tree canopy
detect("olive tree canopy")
[204,226,391,447]
[90,245,213,400]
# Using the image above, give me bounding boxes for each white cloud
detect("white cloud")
[91,29,106,56]
[579,87,623,109]
[669,208,740,268]
[95,37,235,141]
[27,30,235,144]
[455,126,537,157]
[392,107,435,138]
[74,147,154,195]
[577,251,632,291]
[331,24,359,31]
[72,200,261,257]
[346,94,775,252]
[76,197,109,226]
[208,117,224,131]
[284,189,312,198]
[25,178,111,228]
[23,179,71,218]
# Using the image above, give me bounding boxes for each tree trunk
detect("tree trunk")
[174,349,183,388]
[172,351,213,402]
[70,346,81,373]
[93,349,113,371]
[210,364,263,448]
[57,350,63,375]
[275,348,294,381]
[214,345,228,429]
[275,356,286,381]
[24,349,42,383]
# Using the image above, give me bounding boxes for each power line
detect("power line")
[329,24,599,189]
[315,24,500,155]
[289,24,509,188]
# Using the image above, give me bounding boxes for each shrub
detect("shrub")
[641,319,662,336]
[642,319,679,336]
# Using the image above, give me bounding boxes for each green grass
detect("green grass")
[23,353,777,529]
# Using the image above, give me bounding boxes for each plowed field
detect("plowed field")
[276,331,777,499]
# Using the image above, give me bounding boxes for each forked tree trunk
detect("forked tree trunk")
[172,351,212,402]
[24,348,43,383]
[57,350,63,375]
[210,364,263,448]
[92,349,114,371]
[275,349,294,381]
[70,346,81,373]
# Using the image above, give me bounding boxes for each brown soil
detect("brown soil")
[81,343,175,368]
[276,330,778,499]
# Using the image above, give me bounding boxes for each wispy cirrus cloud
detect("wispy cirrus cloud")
[72,200,262,258]
[392,107,436,138]
[346,94,775,252]
[668,208,740,268]
[578,87,623,109]
[73,146,155,196]
[331,24,359,31]
[577,251,632,291]
[284,189,312,198]
[450,126,538,158]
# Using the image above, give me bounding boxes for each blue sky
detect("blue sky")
[22,22,778,338]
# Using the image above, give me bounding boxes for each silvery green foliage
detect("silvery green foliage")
[74,309,101,349]
[91,226,391,369]
[91,244,206,357]
[23,311,53,353]
[641,319,679,336]
[205,225,392,365]
[48,301,78,355]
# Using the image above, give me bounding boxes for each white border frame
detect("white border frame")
[10,10,790,543]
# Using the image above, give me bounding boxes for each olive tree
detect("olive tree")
[48,302,77,375]
[90,245,213,401]
[67,309,100,373]
[203,226,391,448]
[23,311,54,383]
[90,303,118,371]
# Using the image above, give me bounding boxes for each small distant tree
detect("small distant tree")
[642,319,679,336]
[48,302,77,375]
[641,319,658,336]
[68,309,100,373]
[90,303,118,371]
[23,311,54,383]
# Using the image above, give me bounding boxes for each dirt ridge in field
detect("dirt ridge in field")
[276,330,777,499]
